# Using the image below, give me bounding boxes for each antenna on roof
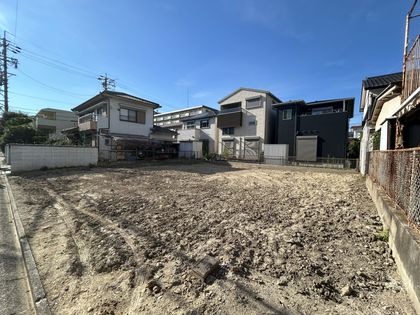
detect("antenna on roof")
[98,73,116,91]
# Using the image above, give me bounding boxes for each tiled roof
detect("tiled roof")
[72,91,160,112]
[362,72,402,89]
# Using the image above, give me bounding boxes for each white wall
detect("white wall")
[6,144,98,172]
[360,124,372,175]
[264,144,289,164]
[109,98,154,136]
[380,122,389,151]
[217,90,275,156]
[375,96,401,131]
[178,116,218,153]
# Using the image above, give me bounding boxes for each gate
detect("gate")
[243,139,261,160]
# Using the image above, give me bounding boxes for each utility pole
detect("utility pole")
[0,31,19,113]
[2,32,8,112]
[402,0,419,91]
[98,73,116,91]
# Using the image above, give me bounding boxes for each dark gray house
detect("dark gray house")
[273,98,354,161]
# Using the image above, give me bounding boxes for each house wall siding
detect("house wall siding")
[218,90,271,156]
[108,98,154,136]
[299,112,348,158]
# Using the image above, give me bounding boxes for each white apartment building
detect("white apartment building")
[33,108,77,139]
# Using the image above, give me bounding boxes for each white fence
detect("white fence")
[264,144,289,164]
[5,144,98,172]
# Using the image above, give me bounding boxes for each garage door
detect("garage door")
[296,136,318,161]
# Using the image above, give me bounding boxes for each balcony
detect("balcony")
[217,107,243,128]
[78,113,97,131]
[402,35,420,102]
[177,128,203,141]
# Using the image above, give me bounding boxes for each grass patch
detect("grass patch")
[375,229,389,242]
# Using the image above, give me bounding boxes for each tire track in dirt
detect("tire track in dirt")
[44,186,141,265]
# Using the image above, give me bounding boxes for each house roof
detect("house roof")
[273,97,355,118]
[218,87,282,104]
[37,108,75,114]
[151,125,178,135]
[72,91,160,112]
[272,100,305,108]
[154,105,218,117]
[180,111,218,122]
[362,72,402,90]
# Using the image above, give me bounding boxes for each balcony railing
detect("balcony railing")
[78,113,97,131]
[402,35,420,102]
[177,128,202,141]
[218,107,242,115]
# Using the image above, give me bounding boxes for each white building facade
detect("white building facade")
[34,108,77,139]
[72,91,161,161]
[216,88,281,159]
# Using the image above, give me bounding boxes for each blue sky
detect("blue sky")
[0,0,413,126]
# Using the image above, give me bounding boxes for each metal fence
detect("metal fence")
[368,148,420,228]
[264,156,359,169]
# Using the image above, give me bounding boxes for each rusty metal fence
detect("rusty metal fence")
[368,148,420,227]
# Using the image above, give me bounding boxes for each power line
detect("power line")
[9,91,72,105]
[17,68,92,97]
[19,53,98,79]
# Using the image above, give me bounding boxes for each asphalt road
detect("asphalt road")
[0,179,34,315]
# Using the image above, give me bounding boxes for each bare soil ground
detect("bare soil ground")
[9,161,415,315]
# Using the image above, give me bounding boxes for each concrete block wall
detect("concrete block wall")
[6,144,98,172]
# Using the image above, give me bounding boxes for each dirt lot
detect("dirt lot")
[9,162,415,314]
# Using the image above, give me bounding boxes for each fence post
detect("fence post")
[409,150,420,224]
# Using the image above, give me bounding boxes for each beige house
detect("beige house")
[33,108,77,139]
[217,88,281,159]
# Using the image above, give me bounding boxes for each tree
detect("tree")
[347,138,360,159]
[0,112,47,150]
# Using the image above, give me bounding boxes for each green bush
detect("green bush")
[372,131,380,151]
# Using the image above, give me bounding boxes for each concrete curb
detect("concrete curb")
[2,173,52,315]
[366,176,420,314]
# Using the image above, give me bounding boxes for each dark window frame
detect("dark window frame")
[246,96,263,109]
[119,107,146,124]
[222,127,235,135]
[186,121,195,129]
[200,119,210,129]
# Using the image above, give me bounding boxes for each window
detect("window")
[222,127,234,135]
[40,111,56,120]
[120,107,146,124]
[200,119,210,128]
[96,104,107,116]
[282,109,292,120]
[248,119,256,126]
[186,121,195,129]
[312,106,333,115]
[246,97,262,109]
[104,138,111,146]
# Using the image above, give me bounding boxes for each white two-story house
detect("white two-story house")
[216,88,281,159]
[33,108,77,139]
[72,91,162,161]
[177,109,219,155]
